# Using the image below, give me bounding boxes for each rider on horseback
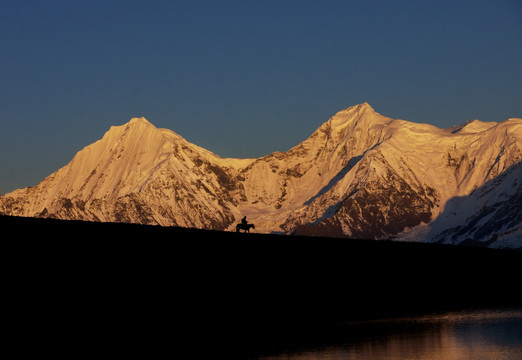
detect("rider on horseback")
[236,216,255,232]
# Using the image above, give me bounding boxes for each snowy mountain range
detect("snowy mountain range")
[1,103,521,248]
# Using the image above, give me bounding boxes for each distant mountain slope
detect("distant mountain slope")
[413,161,522,248]
[0,117,253,229]
[1,103,521,248]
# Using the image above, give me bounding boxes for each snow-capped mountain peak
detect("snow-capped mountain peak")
[1,104,520,248]
[457,119,498,134]
[325,102,388,134]
[128,116,151,125]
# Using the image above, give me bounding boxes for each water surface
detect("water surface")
[251,308,522,360]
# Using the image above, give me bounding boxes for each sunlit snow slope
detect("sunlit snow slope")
[1,104,521,248]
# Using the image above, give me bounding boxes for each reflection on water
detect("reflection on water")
[252,308,522,360]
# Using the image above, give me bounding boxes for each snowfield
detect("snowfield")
[1,103,521,248]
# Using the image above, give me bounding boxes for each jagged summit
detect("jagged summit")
[104,116,192,151]
[128,116,152,125]
[1,104,521,248]
[108,116,156,133]
[300,103,391,152]
[328,102,381,126]
[450,119,498,134]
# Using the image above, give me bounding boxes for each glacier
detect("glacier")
[1,103,521,248]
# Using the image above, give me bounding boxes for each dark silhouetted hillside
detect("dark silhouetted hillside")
[3,215,521,357]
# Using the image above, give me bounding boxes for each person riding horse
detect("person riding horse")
[236,216,255,232]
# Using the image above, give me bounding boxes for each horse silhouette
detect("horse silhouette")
[236,223,255,233]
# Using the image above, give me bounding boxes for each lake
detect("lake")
[249,307,522,360]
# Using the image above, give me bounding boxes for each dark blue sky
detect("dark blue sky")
[1,0,521,193]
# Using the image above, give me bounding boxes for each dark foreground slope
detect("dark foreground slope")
[3,215,521,357]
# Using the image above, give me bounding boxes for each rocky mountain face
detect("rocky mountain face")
[1,103,521,248]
